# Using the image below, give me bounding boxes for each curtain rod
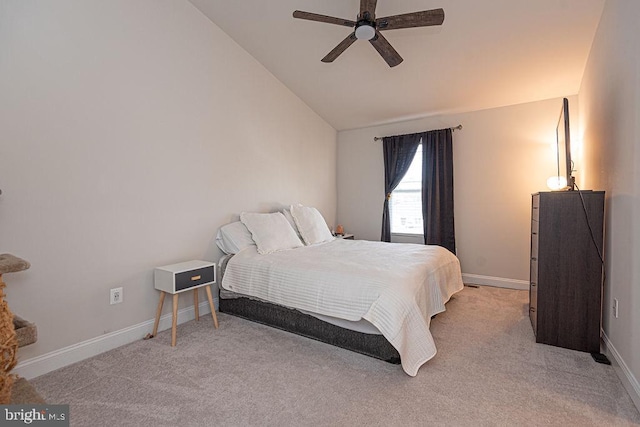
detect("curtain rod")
[373,124,462,141]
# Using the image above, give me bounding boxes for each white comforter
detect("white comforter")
[221,239,464,376]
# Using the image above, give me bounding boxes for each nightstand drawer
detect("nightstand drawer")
[155,260,216,294]
[175,266,215,292]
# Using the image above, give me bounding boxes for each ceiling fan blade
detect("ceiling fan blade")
[322,33,357,63]
[376,8,445,31]
[293,11,355,28]
[359,0,378,20]
[369,30,403,67]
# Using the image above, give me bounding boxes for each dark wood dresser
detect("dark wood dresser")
[529,191,605,352]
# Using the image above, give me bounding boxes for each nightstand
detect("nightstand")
[335,234,355,240]
[151,260,218,346]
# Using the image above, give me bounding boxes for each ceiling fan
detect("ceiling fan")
[293,0,445,67]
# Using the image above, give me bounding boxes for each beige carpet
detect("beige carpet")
[31,286,640,426]
[10,377,45,404]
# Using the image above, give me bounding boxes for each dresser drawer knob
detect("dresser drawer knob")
[530,307,536,312]
[531,257,537,261]
[191,275,201,281]
[531,283,536,287]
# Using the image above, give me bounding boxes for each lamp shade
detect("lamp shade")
[547,176,567,191]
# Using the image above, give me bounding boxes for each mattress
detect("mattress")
[221,238,464,376]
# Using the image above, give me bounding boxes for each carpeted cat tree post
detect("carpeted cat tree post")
[0,254,30,404]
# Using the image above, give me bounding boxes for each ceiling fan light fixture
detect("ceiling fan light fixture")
[355,24,375,40]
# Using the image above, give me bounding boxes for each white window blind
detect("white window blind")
[390,144,423,235]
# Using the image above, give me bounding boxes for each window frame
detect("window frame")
[389,143,424,236]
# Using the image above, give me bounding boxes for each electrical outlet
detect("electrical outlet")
[613,298,619,318]
[110,287,123,305]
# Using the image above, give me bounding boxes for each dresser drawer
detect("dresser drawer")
[531,194,540,221]
[529,254,538,334]
[531,218,539,235]
[530,232,539,258]
[530,258,538,286]
[529,297,537,334]
[530,281,538,307]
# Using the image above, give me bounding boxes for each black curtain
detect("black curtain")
[380,133,422,242]
[422,128,456,253]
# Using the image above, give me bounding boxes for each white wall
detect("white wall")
[337,97,579,285]
[578,0,640,408]
[0,0,336,366]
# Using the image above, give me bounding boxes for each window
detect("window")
[390,144,423,234]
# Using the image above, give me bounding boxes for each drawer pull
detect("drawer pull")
[530,307,536,312]
[531,283,536,287]
[191,275,201,281]
[532,231,537,235]
[531,257,537,261]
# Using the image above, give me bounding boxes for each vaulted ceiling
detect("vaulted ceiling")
[189,0,605,131]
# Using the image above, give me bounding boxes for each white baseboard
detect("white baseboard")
[14,298,217,380]
[462,273,529,290]
[602,331,640,412]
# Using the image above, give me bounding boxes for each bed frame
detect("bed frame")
[218,255,400,364]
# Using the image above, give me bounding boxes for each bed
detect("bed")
[215,206,464,376]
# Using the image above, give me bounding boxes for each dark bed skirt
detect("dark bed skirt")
[219,296,401,364]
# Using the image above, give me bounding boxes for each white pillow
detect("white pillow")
[290,205,335,245]
[282,208,303,240]
[240,212,304,255]
[215,221,256,254]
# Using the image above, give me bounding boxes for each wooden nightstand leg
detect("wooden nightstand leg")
[171,293,179,347]
[205,285,219,329]
[194,288,199,321]
[152,291,166,338]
